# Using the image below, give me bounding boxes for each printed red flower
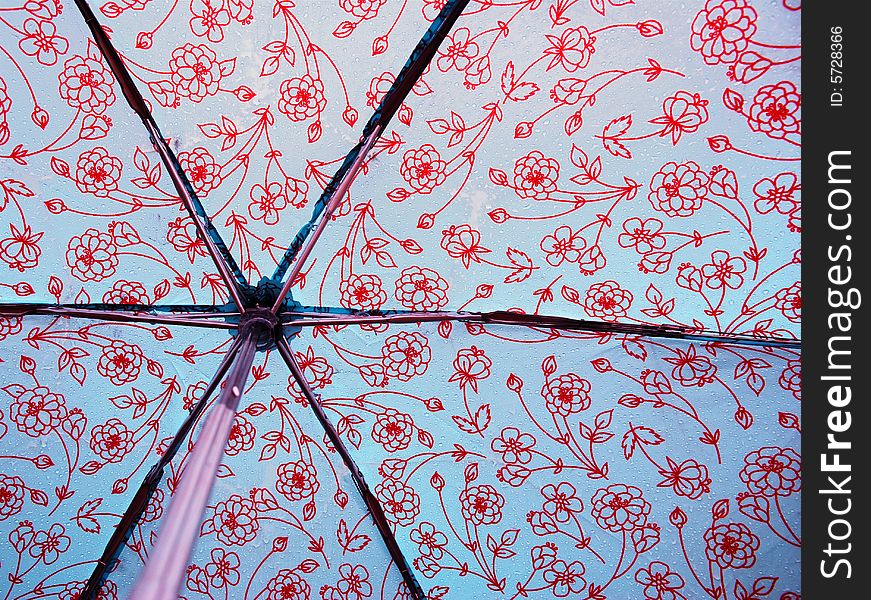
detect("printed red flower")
[591,484,651,532]
[189,0,231,43]
[542,482,583,523]
[460,484,504,526]
[183,381,207,411]
[29,523,70,564]
[648,161,709,217]
[544,26,595,72]
[89,418,134,463]
[774,282,801,322]
[650,91,709,144]
[437,27,479,72]
[0,78,10,145]
[380,331,431,381]
[542,373,591,416]
[263,569,310,600]
[371,409,415,452]
[0,474,26,521]
[400,145,447,193]
[97,340,144,384]
[167,217,207,262]
[550,77,588,105]
[0,77,12,139]
[657,458,712,499]
[543,560,586,598]
[747,81,801,139]
[294,346,334,389]
[449,346,492,391]
[18,18,69,66]
[632,522,662,553]
[226,415,256,456]
[676,262,703,292]
[740,446,801,496]
[339,274,387,311]
[635,561,685,600]
[701,250,747,289]
[779,359,800,400]
[619,218,666,254]
[275,460,320,501]
[102,280,149,304]
[422,0,447,20]
[248,182,288,225]
[464,56,492,89]
[513,151,560,200]
[179,147,222,196]
[578,244,605,275]
[75,147,122,197]
[541,226,584,266]
[59,580,117,600]
[583,280,632,321]
[67,228,118,282]
[10,386,67,437]
[205,547,241,588]
[206,494,260,546]
[491,427,535,465]
[340,0,386,20]
[0,224,43,271]
[169,43,223,102]
[375,478,420,526]
[58,54,116,114]
[690,0,758,65]
[278,74,326,122]
[142,488,164,523]
[0,315,22,340]
[337,563,372,600]
[704,522,760,569]
[365,72,394,108]
[639,251,674,275]
[226,0,252,22]
[410,522,448,559]
[440,224,490,268]
[664,345,717,387]
[286,177,308,208]
[394,266,449,310]
[753,172,800,215]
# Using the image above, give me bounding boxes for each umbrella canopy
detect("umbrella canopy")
[1,1,800,599]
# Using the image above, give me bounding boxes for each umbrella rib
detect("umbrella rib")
[268,0,472,312]
[275,335,426,600]
[80,335,243,599]
[269,125,380,313]
[130,324,262,600]
[282,308,802,349]
[0,302,233,314]
[0,304,236,329]
[71,0,250,311]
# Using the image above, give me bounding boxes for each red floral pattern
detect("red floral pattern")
[170,43,224,102]
[0,1,800,599]
[10,386,67,437]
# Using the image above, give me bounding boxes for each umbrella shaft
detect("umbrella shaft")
[129,330,258,600]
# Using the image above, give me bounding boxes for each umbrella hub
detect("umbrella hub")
[237,308,280,349]
[245,277,289,310]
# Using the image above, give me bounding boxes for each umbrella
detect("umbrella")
[0,0,801,599]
